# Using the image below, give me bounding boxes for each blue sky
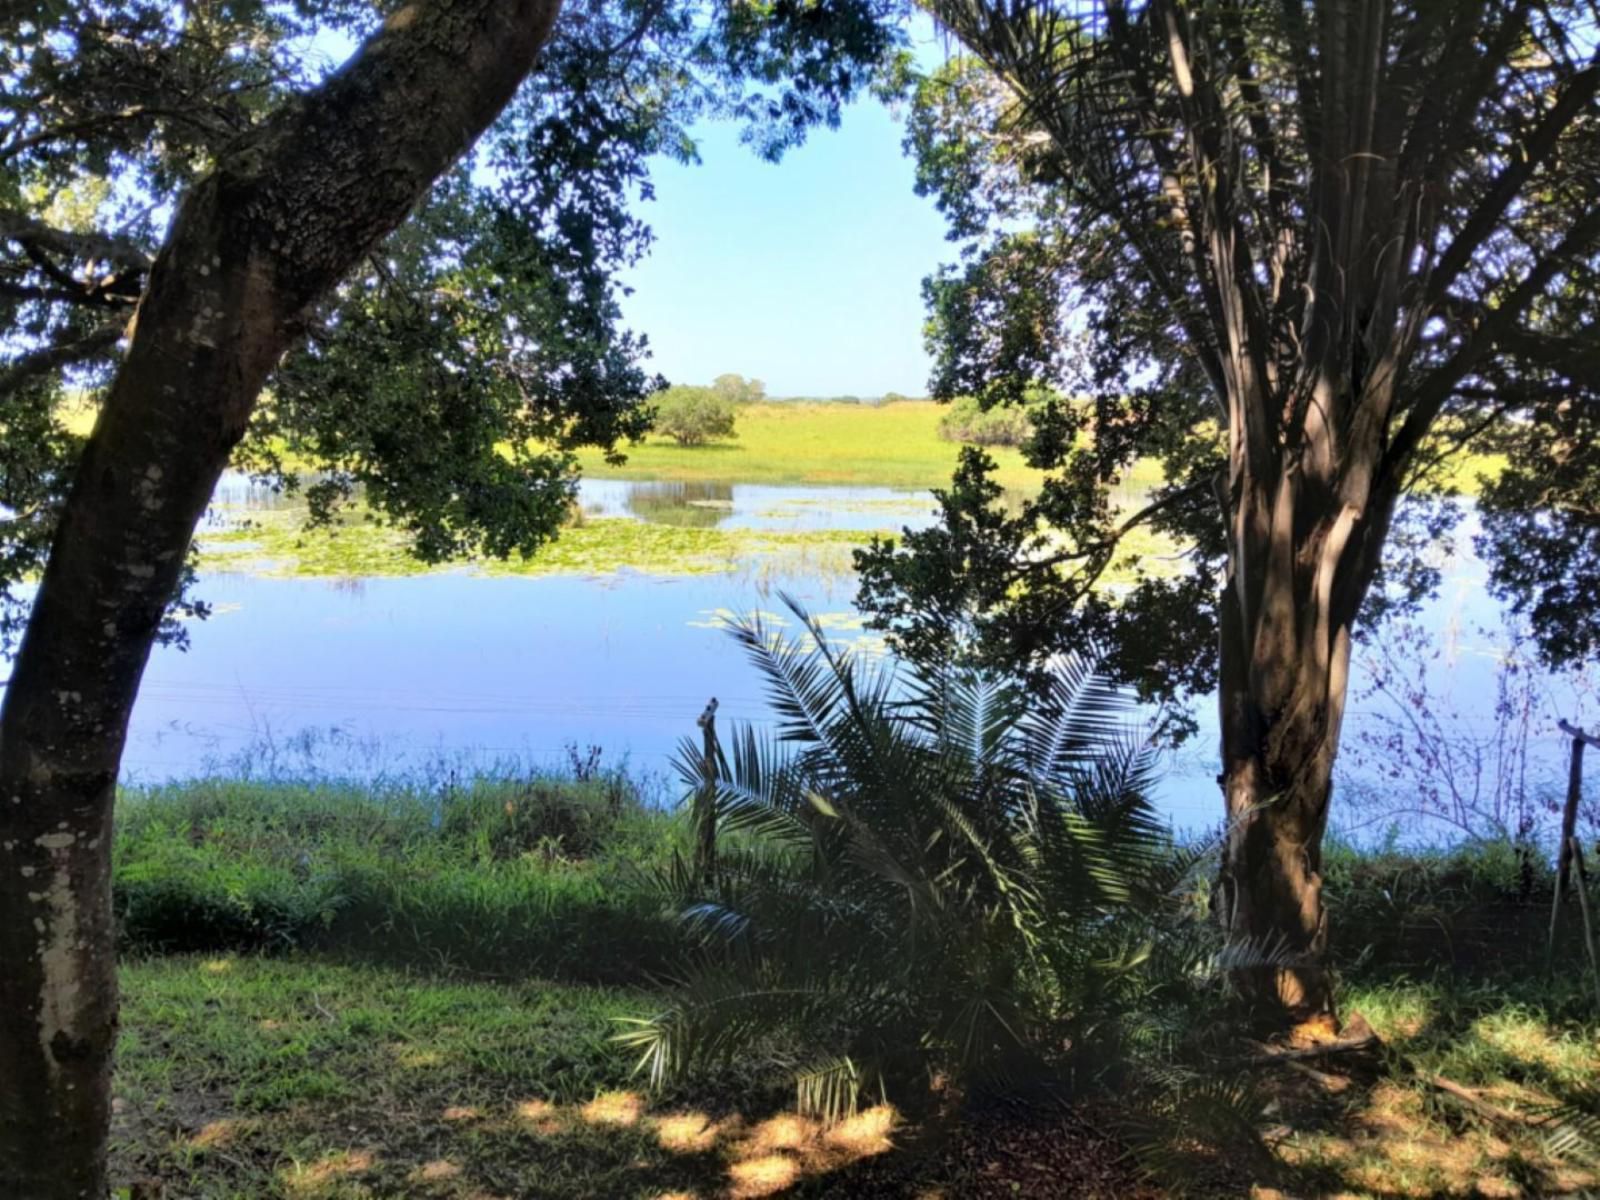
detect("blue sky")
[617,97,953,398]
[299,19,955,398]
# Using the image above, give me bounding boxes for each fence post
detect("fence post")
[1549,720,1596,970]
[694,697,719,887]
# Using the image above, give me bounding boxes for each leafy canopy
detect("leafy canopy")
[0,0,905,650]
[711,372,767,404]
[856,1,1600,706]
[652,384,740,446]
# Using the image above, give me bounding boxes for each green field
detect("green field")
[67,394,1499,585]
[66,393,1499,497]
[578,399,1052,490]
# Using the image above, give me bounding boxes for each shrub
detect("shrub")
[435,774,633,862]
[937,386,1073,447]
[934,396,1036,448]
[711,373,765,405]
[114,818,345,952]
[937,395,1037,446]
[653,385,738,446]
[1322,835,1559,974]
[619,597,1206,1118]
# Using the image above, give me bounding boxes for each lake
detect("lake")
[113,473,1593,838]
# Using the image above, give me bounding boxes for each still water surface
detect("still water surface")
[119,475,1589,835]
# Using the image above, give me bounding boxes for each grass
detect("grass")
[1237,840,1600,1199]
[579,400,1503,496]
[579,400,1052,490]
[1266,972,1600,1199]
[108,773,1600,1198]
[65,392,1503,498]
[113,773,683,980]
[184,398,1494,584]
[105,777,968,1198]
[114,955,909,1199]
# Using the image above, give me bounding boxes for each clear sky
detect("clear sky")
[302,18,955,399]
[617,96,954,399]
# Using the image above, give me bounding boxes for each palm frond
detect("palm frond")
[794,1055,885,1123]
[1529,1085,1600,1162]
[630,599,1189,1119]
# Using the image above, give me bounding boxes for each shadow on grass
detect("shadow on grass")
[1249,976,1600,1200]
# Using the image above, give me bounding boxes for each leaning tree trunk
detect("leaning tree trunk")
[0,2,560,1194]
[1214,468,1400,1025]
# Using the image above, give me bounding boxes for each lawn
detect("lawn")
[114,955,912,1200]
[108,777,1141,1198]
[106,776,1600,1199]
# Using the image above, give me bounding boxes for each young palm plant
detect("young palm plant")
[618,594,1189,1118]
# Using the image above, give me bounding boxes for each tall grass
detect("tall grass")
[114,770,684,981]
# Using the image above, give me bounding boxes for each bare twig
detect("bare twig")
[1418,1071,1540,1127]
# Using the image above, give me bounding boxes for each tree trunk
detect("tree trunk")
[1213,477,1397,1027]
[1216,582,1338,1023]
[0,2,560,1194]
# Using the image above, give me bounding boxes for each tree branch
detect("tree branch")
[1387,205,1600,479]
[1006,478,1213,586]
[0,212,154,273]
[1423,56,1600,308]
[0,325,124,398]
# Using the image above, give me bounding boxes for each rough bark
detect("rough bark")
[0,2,561,1194]
[1214,475,1400,1023]
[1217,578,1340,1021]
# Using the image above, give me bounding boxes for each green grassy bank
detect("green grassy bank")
[578,399,1503,494]
[109,774,1600,1199]
[66,394,1503,497]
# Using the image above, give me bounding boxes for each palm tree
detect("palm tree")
[618,594,1186,1118]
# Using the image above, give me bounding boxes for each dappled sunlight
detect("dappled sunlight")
[1473,1010,1600,1079]
[186,1118,245,1149]
[739,1113,812,1154]
[723,1105,898,1196]
[513,1097,566,1136]
[281,1148,375,1194]
[1355,990,1438,1043]
[392,1043,446,1069]
[727,1153,801,1198]
[442,1105,483,1122]
[1275,1074,1600,1199]
[1287,1012,1341,1047]
[824,1105,896,1156]
[580,1089,643,1127]
[1351,1081,1426,1138]
[201,958,234,974]
[653,1111,720,1153]
[409,1158,462,1183]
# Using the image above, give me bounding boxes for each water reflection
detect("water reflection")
[209,472,938,537]
[577,478,937,534]
[623,482,735,528]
